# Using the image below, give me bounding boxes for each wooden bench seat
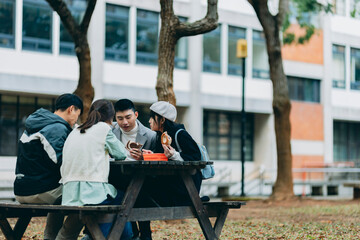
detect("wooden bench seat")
[0,201,245,240]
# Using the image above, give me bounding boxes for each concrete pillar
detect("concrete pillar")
[88,0,105,100]
[15,0,23,52]
[322,13,333,164]
[185,0,203,143]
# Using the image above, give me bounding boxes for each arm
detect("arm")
[41,123,70,166]
[176,130,201,162]
[105,130,127,160]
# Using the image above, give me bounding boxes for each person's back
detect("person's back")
[14,108,73,196]
[13,93,83,240]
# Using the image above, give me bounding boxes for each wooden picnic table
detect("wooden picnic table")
[108,160,220,240]
[0,160,244,240]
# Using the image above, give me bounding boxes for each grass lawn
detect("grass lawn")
[1,199,359,239]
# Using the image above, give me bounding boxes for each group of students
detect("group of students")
[13,93,202,240]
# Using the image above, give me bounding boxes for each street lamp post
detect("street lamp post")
[237,39,247,197]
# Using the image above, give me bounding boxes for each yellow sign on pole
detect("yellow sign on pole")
[236,39,247,58]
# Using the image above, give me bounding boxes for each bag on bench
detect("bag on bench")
[175,129,215,179]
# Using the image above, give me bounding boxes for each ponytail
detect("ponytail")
[78,99,115,133]
[78,110,101,133]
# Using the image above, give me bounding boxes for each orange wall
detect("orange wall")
[282,25,323,65]
[292,155,324,180]
[290,101,324,141]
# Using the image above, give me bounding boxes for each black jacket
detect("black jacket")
[154,124,202,206]
[14,108,72,196]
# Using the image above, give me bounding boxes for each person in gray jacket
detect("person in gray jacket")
[112,99,156,159]
[110,99,157,240]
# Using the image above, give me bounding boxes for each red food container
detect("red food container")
[143,153,168,161]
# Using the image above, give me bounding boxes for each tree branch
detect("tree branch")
[45,0,78,39]
[175,0,218,37]
[277,0,289,28]
[80,0,97,34]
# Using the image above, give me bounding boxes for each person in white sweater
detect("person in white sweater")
[55,99,133,240]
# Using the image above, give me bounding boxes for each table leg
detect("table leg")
[180,172,218,240]
[0,216,31,240]
[213,208,229,238]
[13,216,31,240]
[82,215,106,240]
[108,172,145,240]
[0,218,15,240]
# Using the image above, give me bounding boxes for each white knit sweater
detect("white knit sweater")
[61,122,112,184]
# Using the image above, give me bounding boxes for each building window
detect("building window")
[203,110,254,161]
[228,26,246,76]
[0,93,55,156]
[203,25,221,73]
[22,0,52,52]
[350,0,360,18]
[288,76,320,103]
[105,4,129,62]
[333,0,346,16]
[332,45,346,89]
[350,48,360,90]
[0,0,15,48]
[136,9,159,65]
[333,121,360,166]
[252,30,269,79]
[59,0,86,55]
[174,17,188,69]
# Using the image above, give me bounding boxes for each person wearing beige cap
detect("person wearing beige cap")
[136,101,202,240]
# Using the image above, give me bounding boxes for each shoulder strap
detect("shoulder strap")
[174,129,185,152]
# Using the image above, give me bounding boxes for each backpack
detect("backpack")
[174,129,215,180]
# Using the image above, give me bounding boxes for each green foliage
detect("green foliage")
[282,0,332,45]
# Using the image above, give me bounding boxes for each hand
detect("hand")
[142,149,153,154]
[162,144,175,158]
[129,148,143,160]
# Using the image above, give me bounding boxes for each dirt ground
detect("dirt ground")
[227,198,360,222]
[1,198,359,239]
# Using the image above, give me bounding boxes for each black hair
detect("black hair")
[114,99,136,113]
[79,99,115,133]
[55,93,83,114]
[150,110,176,132]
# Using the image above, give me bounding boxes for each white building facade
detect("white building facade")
[0,0,360,197]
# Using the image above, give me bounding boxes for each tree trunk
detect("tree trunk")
[249,0,294,200]
[268,32,294,200]
[157,0,177,105]
[74,37,94,123]
[45,0,96,122]
[156,0,218,105]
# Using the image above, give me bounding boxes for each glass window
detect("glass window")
[136,9,159,65]
[105,4,129,62]
[0,0,15,48]
[333,121,360,166]
[59,0,86,55]
[350,0,360,19]
[203,110,254,161]
[350,48,360,90]
[0,94,56,156]
[333,0,346,16]
[22,0,53,52]
[287,76,320,103]
[228,26,246,76]
[252,30,269,79]
[332,45,346,89]
[175,17,188,69]
[0,95,17,156]
[203,25,221,73]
